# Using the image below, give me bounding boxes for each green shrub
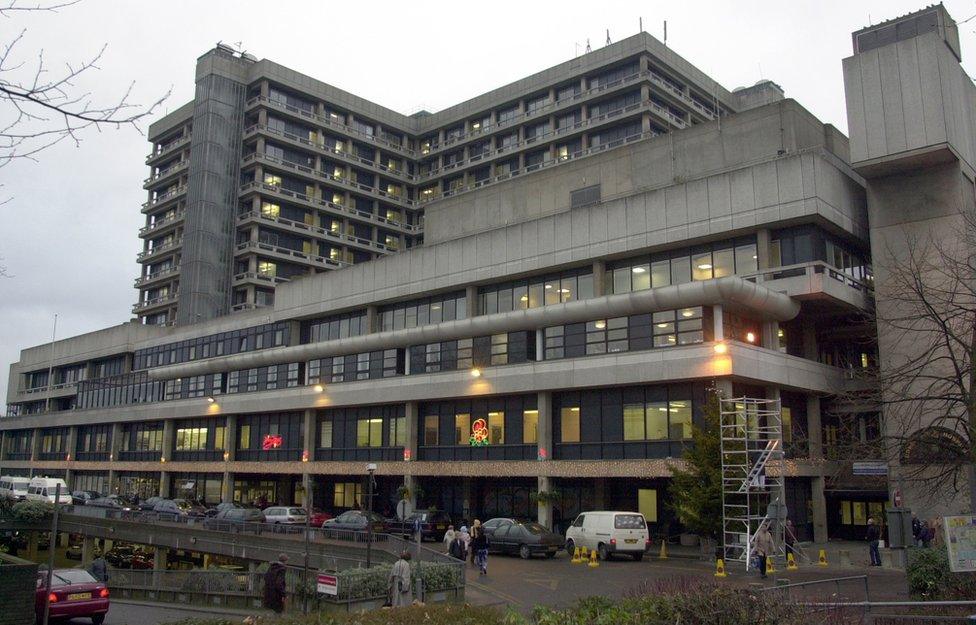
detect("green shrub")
[330,561,462,601]
[907,545,976,600]
[11,500,52,522]
[0,495,15,517]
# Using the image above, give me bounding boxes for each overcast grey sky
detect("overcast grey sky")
[2,0,975,406]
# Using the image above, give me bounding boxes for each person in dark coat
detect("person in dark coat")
[262,553,288,613]
[866,518,881,566]
[89,556,109,582]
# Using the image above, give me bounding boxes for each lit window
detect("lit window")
[523,409,539,444]
[455,413,471,445]
[488,411,505,444]
[424,415,439,446]
[263,173,282,187]
[356,418,383,448]
[561,407,580,442]
[257,261,277,277]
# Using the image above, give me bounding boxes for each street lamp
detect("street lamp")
[365,463,377,568]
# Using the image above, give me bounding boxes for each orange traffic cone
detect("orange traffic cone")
[714,558,727,577]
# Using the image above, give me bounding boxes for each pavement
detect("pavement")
[58,600,250,624]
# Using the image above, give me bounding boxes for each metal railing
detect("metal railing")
[138,211,185,237]
[145,136,190,164]
[234,240,349,270]
[142,185,187,210]
[740,260,875,295]
[236,210,398,253]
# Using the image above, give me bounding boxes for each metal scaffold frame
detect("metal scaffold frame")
[719,396,786,570]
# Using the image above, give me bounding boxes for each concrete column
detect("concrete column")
[0,431,6,462]
[365,305,379,333]
[107,470,117,495]
[592,260,607,296]
[762,320,780,350]
[224,415,237,462]
[537,476,553,528]
[404,401,419,463]
[811,476,828,543]
[109,423,123,461]
[806,395,824,460]
[402,474,417,516]
[537,391,552,460]
[802,323,818,361]
[159,471,171,498]
[301,473,311,508]
[162,420,175,462]
[465,285,478,318]
[66,426,78,462]
[712,304,724,341]
[81,536,95,569]
[221,472,234,503]
[30,427,42,462]
[153,547,169,582]
[303,409,315,463]
[756,229,772,270]
[714,379,734,398]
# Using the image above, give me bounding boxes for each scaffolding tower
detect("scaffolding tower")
[720,396,787,569]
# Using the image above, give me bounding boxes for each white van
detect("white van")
[25,477,70,504]
[565,511,650,561]
[0,475,31,500]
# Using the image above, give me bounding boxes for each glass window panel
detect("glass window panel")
[488,411,505,444]
[320,421,333,448]
[671,256,691,284]
[544,280,560,305]
[483,290,498,315]
[560,275,577,302]
[528,282,544,308]
[669,401,693,439]
[651,260,670,288]
[577,273,594,299]
[713,248,734,278]
[455,413,471,445]
[769,240,782,267]
[623,404,645,440]
[735,243,758,274]
[612,268,631,294]
[424,415,439,446]
[523,409,539,444]
[692,252,713,281]
[497,287,514,312]
[561,407,580,442]
[645,402,668,440]
[513,285,528,310]
[631,264,651,290]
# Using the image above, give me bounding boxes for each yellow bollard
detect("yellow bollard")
[588,548,600,567]
[714,558,727,577]
[818,549,828,567]
[766,556,776,575]
[658,539,668,560]
[571,547,582,564]
[580,545,588,558]
[787,552,798,571]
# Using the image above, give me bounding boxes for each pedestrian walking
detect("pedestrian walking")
[470,519,490,575]
[929,517,944,548]
[89,555,109,583]
[784,519,797,557]
[911,513,924,547]
[468,520,481,567]
[442,525,457,553]
[448,531,466,560]
[866,518,881,566]
[387,551,413,608]
[262,553,288,614]
[459,524,471,561]
[754,523,774,579]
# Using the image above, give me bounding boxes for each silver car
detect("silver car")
[263,506,307,525]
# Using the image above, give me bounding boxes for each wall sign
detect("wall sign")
[317,572,338,596]
[469,418,489,446]
[262,434,283,450]
[945,515,976,572]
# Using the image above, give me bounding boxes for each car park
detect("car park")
[36,568,109,625]
[138,496,164,511]
[71,490,103,506]
[487,520,565,559]
[322,510,385,537]
[564,511,650,561]
[263,506,307,525]
[203,507,265,532]
[153,498,207,520]
[385,510,453,541]
[87,497,135,513]
[206,501,246,517]
[65,543,102,560]
[309,510,333,527]
[0,475,31,500]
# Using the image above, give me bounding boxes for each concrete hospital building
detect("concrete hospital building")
[3,5,972,541]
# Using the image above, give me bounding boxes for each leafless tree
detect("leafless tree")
[831,209,976,511]
[0,0,169,170]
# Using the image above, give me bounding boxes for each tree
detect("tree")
[668,389,723,541]
[0,0,169,169]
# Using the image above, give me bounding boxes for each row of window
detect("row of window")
[608,238,759,294]
[478,268,594,315]
[132,322,290,370]
[543,307,707,359]
[379,291,468,332]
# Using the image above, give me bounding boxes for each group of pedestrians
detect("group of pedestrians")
[911,513,942,548]
[442,521,490,575]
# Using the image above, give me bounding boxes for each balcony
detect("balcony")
[143,159,189,189]
[234,240,350,270]
[244,95,416,158]
[231,301,271,312]
[142,185,187,213]
[647,70,714,121]
[138,210,186,237]
[145,135,190,165]
[237,210,399,253]
[134,264,180,287]
[243,123,418,182]
[132,292,178,313]
[136,238,182,262]
[741,261,874,311]
[233,271,292,285]
[238,180,421,234]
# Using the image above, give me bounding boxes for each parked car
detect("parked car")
[309,510,333,527]
[87,497,135,513]
[482,517,519,537]
[153,498,207,520]
[565,511,650,561]
[206,501,246,517]
[128,552,154,570]
[263,506,308,525]
[26,477,70,504]
[36,568,109,625]
[71,490,103,506]
[385,510,453,541]
[0,475,31,500]
[138,496,164,511]
[65,543,102,560]
[203,507,266,532]
[322,510,385,538]
[104,545,136,568]
[487,520,565,559]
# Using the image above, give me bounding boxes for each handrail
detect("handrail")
[235,240,350,269]
[142,186,187,210]
[133,293,179,311]
[144,160,188,186]
[136,238,182,261]
[237,211,398,252]
[739,260,875,294]
[134,265,180,285]
[138,211,185,236]
[145,136,189,163]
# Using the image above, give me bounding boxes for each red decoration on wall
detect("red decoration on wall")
[403,448,412,461]
[262,434,283,450]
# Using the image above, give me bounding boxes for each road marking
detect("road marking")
[524,576,559,591]
[466,578,525,606]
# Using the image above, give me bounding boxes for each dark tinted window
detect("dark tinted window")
[51,570,97,586]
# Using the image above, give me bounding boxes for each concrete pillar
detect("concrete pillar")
[30,427,42,462]
[365,305,379,333]
[224,415,237,462]
[159,472,171,498]
[802,323,818,361]
[811,476,828,543]
[161,420,175,462]
[756,229,772,270]
[109,423,123,462]
[66,426,78,462]
[537,476,553,528]
[465,285,478,318]
[153,547,169,584]
[303,409,315,463]
[714,379,734,398]
[592,260,607,296]
[537,391,552,460]
[762,320,780,351]
[107,470,117,495]
[806,395,823,460]
[401,474,417,516]
[81,536,95,569]
[405,401,419,463]
[221,471,234,503]
[712,305,724,341]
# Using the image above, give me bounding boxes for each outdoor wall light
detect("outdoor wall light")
[223,451,230,461]
[713,342,728,355]
[470,368,482,378]
[313,384,324,393]
[746,332,756,343]
[206,396,216,404]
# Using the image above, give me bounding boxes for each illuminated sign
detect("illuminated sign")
[469,418,489,447]
[262,434,283,450]
[403,448,412,461]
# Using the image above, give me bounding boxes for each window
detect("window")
[455,413,471,445]
[214,426,226,450]
[334,482,362,508]
[488,411,504,444]
[319,420,333,448]
[479,269,593,314]
[561,407,580,442]
[175,427,207,451]
[623,403,646,440]
[523,409,539,444]
[389,416,407,447]
[239,424,251,450]
[424,415,439,446]
[357,418,383,447]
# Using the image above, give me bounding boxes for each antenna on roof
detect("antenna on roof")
[586,38,592,53]
[664,20,668,47]
[606,29,612,46]
[639,17,643,33]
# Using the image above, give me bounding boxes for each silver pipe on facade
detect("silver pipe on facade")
[147,276,799,380]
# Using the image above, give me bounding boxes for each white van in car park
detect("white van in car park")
[565,511,650,561]
[0,475,31,500]
[25,477,71,504]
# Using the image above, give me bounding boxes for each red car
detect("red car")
[309,510,333,527]
[36,569,109,624]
